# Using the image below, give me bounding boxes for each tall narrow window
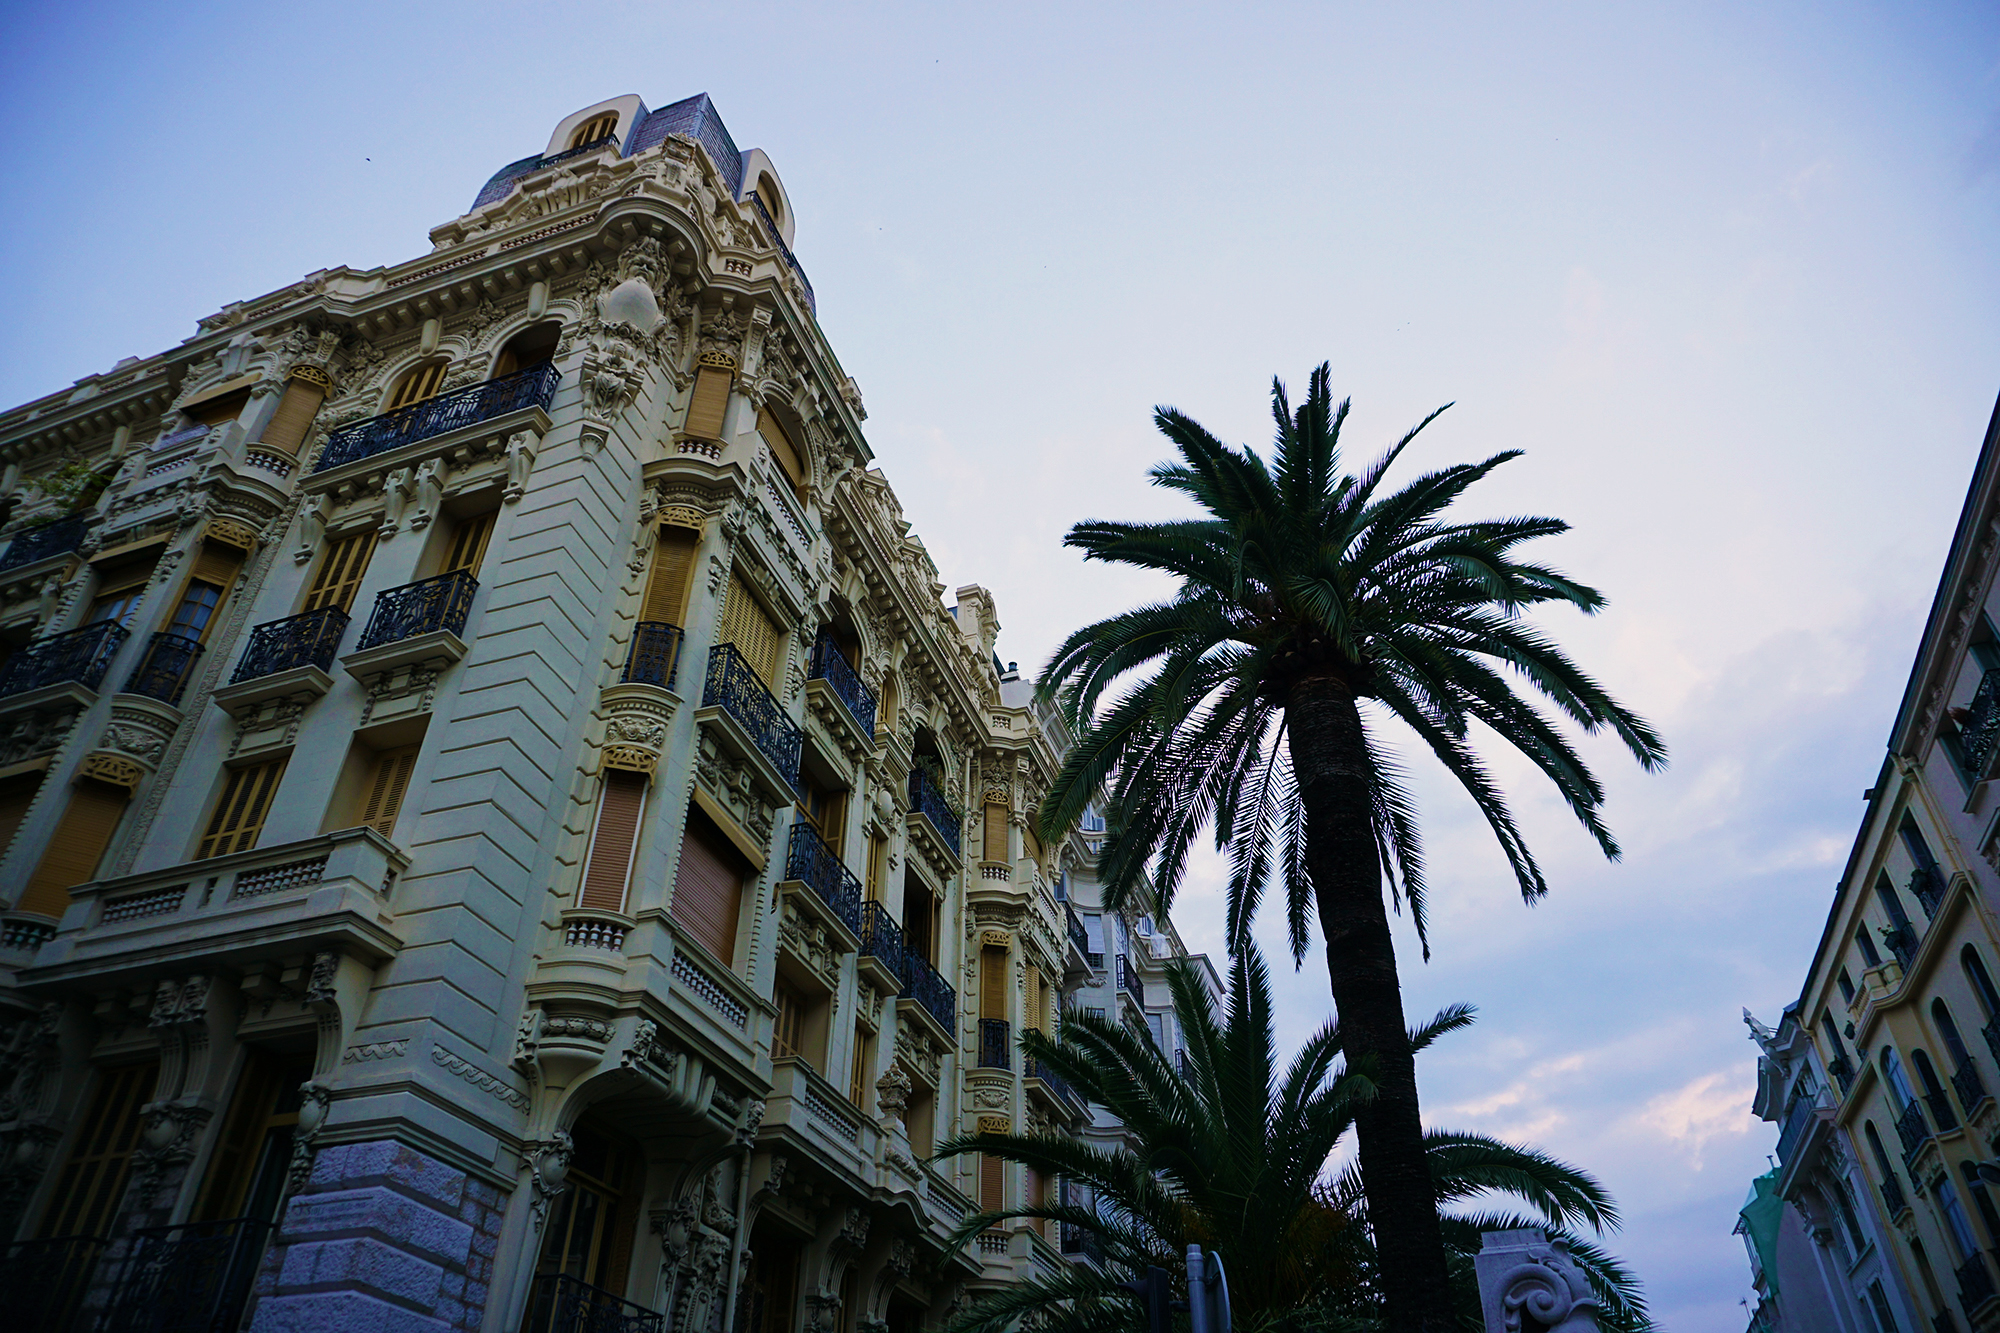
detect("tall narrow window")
[903,880,935,964]
[683,359,733,442]
[772,981,808,1061]
[1819,1013,1850,1069]
[1932,999,1975,1072]
[866,832,888,902]
[1938,1177,1981,1260]
[848,1029,872,1106]
[260,374,327,455]
[671,806,748,964]
[982,802,1009,863]
[441,510,497,577]
[979,1153,1004,1213]
[1837,969,1856,1004]
[304,530,376,614]
[197,758,287,860]
[797,773,845,846]
[388,362,448,410]
[570,112,620,148]
[1968,946,2000,1018]
[981,945,1008,1022]
[195,1052,314,1224]
[39,1062,158,1238]
[534,1121,637,1297]
[1856,927,1882,969]
[756,407,807,498]
[1863,1121,1897,1181]
[579,769,648,913]
[1911,1050,1957,1128]
[642,525,698,628]
[1026,967,1043,1036]
[0,769,42,857]
[1874,875,1914,933]
[19,777,130,916]
[1881,1048,1920,1113]
[359,745,420,838]
[717,571,783,686]
[492,323,560,379]
[1901,815,1944,884]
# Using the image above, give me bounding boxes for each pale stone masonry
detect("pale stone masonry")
[0,92,1202,1333]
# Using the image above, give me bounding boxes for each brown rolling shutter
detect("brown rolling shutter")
[305,530,375,613]
[189,540,245,592]
[718,571,783,685]
[983,803,1009,863]
[671,807,746,963]
[359,746,420,837]
[684,366,732,441]
[642,527,698,627]
[0,770,44,860]
[580,769,648,912]
[197,759,286,860]
[757,407,807,495]
[442,510,496,576]
[980,1154,1004,1213]
[981,945,1008,1021]
[18,778,128,916]
[40,1061,158,1239]
[261,379,326,455]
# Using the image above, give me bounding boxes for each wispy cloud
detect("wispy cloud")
[1632,1068,1758,1171]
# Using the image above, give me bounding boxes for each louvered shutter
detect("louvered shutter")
[981,945,1008,1021]
[197,759,286,860]
[18,778,128,916]
[305,531,375,613]
[189,540,244,592]
[685,367,732,440]
[980,1155,1004,1212]
[718,572,783,686]
[671,809,746,963]
[260,379,326,455]
[580,769,648,912]
[643,528,698,626]
[1025,968,1041,1034]
[443,510,496,576]
[983,803,1008,863]
[390,362,447,409]
[359,746,420,837]
[40,1061,158,1239]
[757,407,807,494]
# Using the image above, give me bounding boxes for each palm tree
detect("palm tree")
[932,952,1651,1333]
[1035,365,1665,1329]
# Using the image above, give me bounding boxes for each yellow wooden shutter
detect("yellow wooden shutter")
[684,366,732,441]
[18,778,128,916]
[197,759,286,860]
[981,945,1008,1021]
[305,531,375,614]
[773,982,806,1061]
[718,571,782,685]
[572,112,619,147]
[1026,968,1043,1035]
[757,407,807,494]
[359,745,420,837]
[261,379,326,455]
[39,1061,158,1239]
[390,362,447,409]
[189,540,244,591]
[443,510,496,576]
[579,769,648,912]
[642,527,698,626]
[983,803,1009,863]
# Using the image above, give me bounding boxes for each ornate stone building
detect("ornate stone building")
[1742,388,2000,1333]
[0,92,1135,1333]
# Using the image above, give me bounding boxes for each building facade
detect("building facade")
[1743,388,2000,1333]
[0,92,1153,1333]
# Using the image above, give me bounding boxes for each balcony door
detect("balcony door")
[718,571,784,687]
[196,1051,314,1225]
[534,1120,637,1297]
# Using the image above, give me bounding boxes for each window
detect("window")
[388,361,448,410]
[19,777,130,916]
[1837,969,1856,1003]
[1083,913,1105,963]
[1856,927,1882,969]
[1881,1048,1919,1111]
[866,832,888,902]
[1911,1049,1956,1128]
[197,758,287,860]
[1147,1012,1166,1049]
[982,801,1008,863]
[579,769,648,913]
[535,1120,637,1297]
[39,1062,158,1238]
[980,1153,1004,1213]
[0,769,44,860]
[439,509,496,578]
[303,529,376,614]
[773,980,809,1061]
[1819,1013,1850,1068]
[167,581,223,642]
[1866,1279,1900,1333]
[683,359,733,441]
[358,744,420,838]
[671,805,749,964]
[848,1028,873,1106]
[260,374,327,456]
[86,557,154,626]
[756,406,807,498]
[493,322,560,378]
[1932,999,1975,1074]
[902,878,936,964]
[1863,1121,1897,1181]
[1084,1007,1106,1023]
[981,944,1009,1023]
[570,112,620,149]
[755,173,784,226]
[1938,1176,1981,1260]
[641,524,698,628]
[1901,815,1944,886]
[1965,1161,2000,1247]
[797,771,846,846]
[717,571,784,686]
[1967,946,2000,1018]
[745,1225,802,1333]
[195,1052,314,1224]
[1874,874,1914,935]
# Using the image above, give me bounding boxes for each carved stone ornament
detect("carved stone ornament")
[130,1101,214,1204]
[286,1080,333,1193]
[526,1129,575,1231]
[1475,1229,1604,1333]
[778,896,840,990]
[874,1064,911,1121]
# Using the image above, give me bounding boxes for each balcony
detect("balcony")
[1928,1089,1960,1133]
[1883,923,1918,971]
[1962,667,2000,777]
[1060,1221,1105,1266]
[122,630,203,706]
[785,821,862,938]
[1065,901,1091,963]
[1960,1253,1998,1313]
[979,1018,1012,1070]
[858,900,904,994]
[0,513,87,574]
[211,606,349,717]
[0,620,128,704]
[1912,864,1949,920]
[701,643,801,794]
[1954,1059,1989,1116]
[897,947,956,1040]
[1895,1099,1932,1165]
[1776,1095,1818,1168]
[1026,1054,1081,1111]
[623,621,683,690]
[808,631,876,740]
[907,764,961,858]
[342,571,476,682]
[522,1271,663,1333]
[1118,956,1146,1008]
[98,1216,273,1333]
[1827,1054,1854,1096]
[313,363,559,473]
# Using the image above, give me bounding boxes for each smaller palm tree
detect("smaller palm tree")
[932,952,1651,1333]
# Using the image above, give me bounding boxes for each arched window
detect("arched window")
[1965,945,2000,1018]
[570,112,619,150]
[1863,1120,1897,1178]
[388,361,447,411]
[1881,1047,1920,1113]
[1933,998,1975,1072]
[1911,1049,1958,1129]
[494,322,561,379]
[755,172,784,226]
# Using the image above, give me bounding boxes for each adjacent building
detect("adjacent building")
[1744,388,2000,1333]
[0,92,1202,1333]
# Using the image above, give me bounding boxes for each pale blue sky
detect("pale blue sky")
[5,3,1998,1325]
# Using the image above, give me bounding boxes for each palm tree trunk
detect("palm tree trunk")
[1286,672,1455,1331]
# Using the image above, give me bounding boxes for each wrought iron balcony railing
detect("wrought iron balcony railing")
[1060,1221,1105,1264]
[537,135,618,170]
[860,900,904,975]
[1025,1054,1077,1104]
[703,643,801,792]
[748,191,818,315]
[1927,1089,1960,1133]
[522,1270,664,1333]
[1961,1252,1998,1312]
[0,620,128,700]
[1065,902,1090,962]
[0,513,87,572]
[898,946,956,1033]
[1963,667,2000,778]
[1881,1170,1908,1217]
[1118,956,1146,1008]
[786,821,862,936]
[1776,1094,1817,1167]
[2,1232,105,1333]
[979,1018,1012,1070]
[1895,1098,1932,1163]
[357,570,478,651]
[1985,1021,2000,1076]
[1954,1059,1989,1116]
[314,362,559,473]
[123,630,203,705]
[810,630,876,738]
[98,1215,273,1333]
[231,606,350,683]
[623,621,683,690]
[907,763,961,857]
[1911,864,1949,920]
